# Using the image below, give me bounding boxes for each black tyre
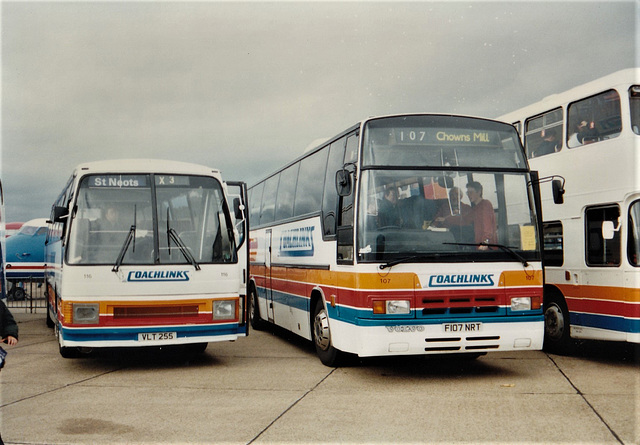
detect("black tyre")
[312,299,346,367]
[543,291,573,354]
[10,287,26,301]
[46,307,55,328]
[249,287,266,331]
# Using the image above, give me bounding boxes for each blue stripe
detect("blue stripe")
[256,290,543,327]
[572,312,640,334]
[61,323,242,342]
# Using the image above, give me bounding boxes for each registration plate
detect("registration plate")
[442,322,482,333]
[138,332,176,342]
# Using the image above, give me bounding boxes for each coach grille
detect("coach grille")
[113,305,200,319]
[420,294,502,317]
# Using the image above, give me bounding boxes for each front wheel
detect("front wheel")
[249,287,266,331]
[544,292,573,354]
[312,300,346,367]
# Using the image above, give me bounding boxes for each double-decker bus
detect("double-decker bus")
[248,113,546,366]
[498,68,640,351]
[45,159,248,358]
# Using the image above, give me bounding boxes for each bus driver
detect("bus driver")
[435,181,497,250]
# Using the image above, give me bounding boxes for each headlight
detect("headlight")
[73,303,99,324]
[213,300,236,320]
[510,297,531,311]
[373,300,411,315]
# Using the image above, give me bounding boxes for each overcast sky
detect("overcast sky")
[1,1,637,223]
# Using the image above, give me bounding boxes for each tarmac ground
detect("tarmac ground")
[1,311,638,444]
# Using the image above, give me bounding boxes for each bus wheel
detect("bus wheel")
[312,300,344,367]
[46,306,55,328]
[544,292,572,354]
[10,287,26,301]
[249,287,265,331]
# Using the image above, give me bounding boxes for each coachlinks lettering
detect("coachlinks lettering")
[428,274,495,287]
[127,270,190,282]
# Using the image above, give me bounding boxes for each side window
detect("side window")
[585,205,621,267]
[274,164,299,221]
[321,137,346,238]
[543,221,563,267]
[628,200,640,266]
[629,86,640,135]
[567,89,621,148]
[294,147,328,217]
[524,108,563,159]
[259,174,279,226]
[248,182,264,225]
[339,134,359,227]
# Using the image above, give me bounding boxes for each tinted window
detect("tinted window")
[524,108,563,159]
[321,137,346,237]
[294,147,328,217]
[630,86,640,135]
[567,90,621,148]
[628,200,640,266]
[275,164,299,221]
[585,205,620,266]
[543,221,563,266]
[260,175,279,226]
[248,182,264,225]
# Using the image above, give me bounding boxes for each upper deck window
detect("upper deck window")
[524,108,563,159]
[567,89,621,148]
[362,115,526,170]
[630,86,640,135]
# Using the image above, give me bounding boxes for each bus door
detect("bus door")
[226,181,249,333]
[265,228,275,323]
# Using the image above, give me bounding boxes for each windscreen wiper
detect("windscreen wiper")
[112,225,136,273]
[168,227,201,271]
[443,242,529,267]
[380,255,426,270]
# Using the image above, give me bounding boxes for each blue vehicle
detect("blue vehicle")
[5,218,48,300]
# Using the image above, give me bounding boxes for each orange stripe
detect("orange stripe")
[260,266,542,290]
[557,284,640,303]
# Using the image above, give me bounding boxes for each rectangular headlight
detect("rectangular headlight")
[511,297,532,311]
[213,300,236,320]
[373,300,411,315]
[387,300,411,314]
[73,303,99,324]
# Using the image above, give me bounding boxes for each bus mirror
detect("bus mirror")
[552,179,565,204]
[53,206,69,223]
[335,169,352,197]
[602,220,620,240]
[233,197,245,220]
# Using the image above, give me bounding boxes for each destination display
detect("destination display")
[88,175,148,188]
[394,127,497,145]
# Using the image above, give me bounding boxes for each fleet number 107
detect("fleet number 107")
[399,130,426,142]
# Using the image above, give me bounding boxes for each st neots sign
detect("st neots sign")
[428,273,495,288]
[127,270,190,282]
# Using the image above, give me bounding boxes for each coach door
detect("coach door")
[265,229,275,323]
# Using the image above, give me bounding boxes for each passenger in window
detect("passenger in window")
[434,187,471,220]
[377,186,403,227]
[568,120,599,147]
[533,128,559,157]
[435,181,497,250]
